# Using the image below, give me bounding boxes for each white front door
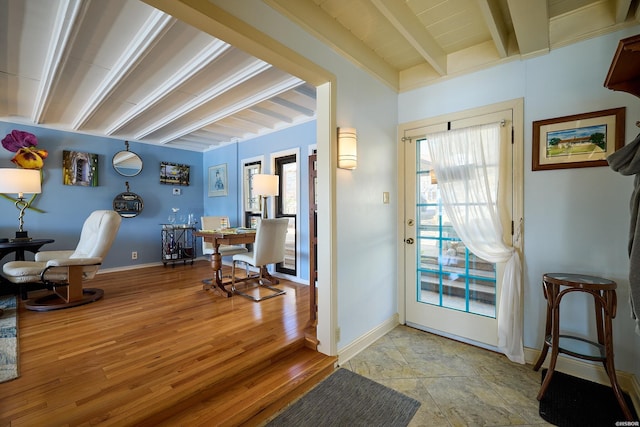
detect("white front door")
[401,100,523,348]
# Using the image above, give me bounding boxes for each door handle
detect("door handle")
[405,238,414,244]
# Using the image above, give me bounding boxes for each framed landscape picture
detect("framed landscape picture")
[532,107,625,171]
[160,162,190,185]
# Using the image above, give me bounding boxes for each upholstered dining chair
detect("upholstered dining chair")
[231,217,288,302]
[2,210,121,311]
[200,216,248,288]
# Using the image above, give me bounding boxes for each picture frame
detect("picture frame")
[532,107,625,171]
[63,150,99,187]
[208,164,228,197]
[160,162,190,186]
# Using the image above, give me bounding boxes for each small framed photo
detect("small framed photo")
[532,107,625,171]
[160,162,190,185]
[208,164,228,197]
[63,150,99,186]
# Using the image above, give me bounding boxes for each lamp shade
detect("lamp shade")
[338,127,357,170]
[252,174,279,196]
[0,168,42,194]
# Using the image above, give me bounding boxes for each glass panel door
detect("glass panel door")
[417,144,497,317]
[403,107,517,347]
[275,154,297,275]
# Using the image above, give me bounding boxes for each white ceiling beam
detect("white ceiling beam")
[265,0,398,89]
[250,105,294,123]
[193,129,234,141]
[507,0,549,56]
[164,139,212,150]
[152,76,303,144]
[72,9,175,130]
[105,39,231,135]
[32,0,86,124]
[268,97,315,116]
[221,116,265,133]
[476,0,509,58]
[293,84,316,99]
[234,111,278,128]
[228,114,276,130]
[371,0,446,75]
[613,0,633,23]
[134,59,272,139]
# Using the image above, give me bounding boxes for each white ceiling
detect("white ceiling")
[1,0,638,152]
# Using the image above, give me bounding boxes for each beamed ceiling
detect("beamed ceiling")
[1,0,638,152]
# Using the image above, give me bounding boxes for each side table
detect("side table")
[533,272,633,421]
[0,238,55,262]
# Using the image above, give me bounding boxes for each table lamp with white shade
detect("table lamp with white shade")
[0,168,42,241]
[252,174,279,219]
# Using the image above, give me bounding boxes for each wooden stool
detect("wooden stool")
[533,273,633,421]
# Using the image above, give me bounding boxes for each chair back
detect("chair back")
[71,210,122,260]
[201,216,231,254]
[252,218,289,267]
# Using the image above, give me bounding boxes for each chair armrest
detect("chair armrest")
[35,250,75,262]
[45,257,102,267]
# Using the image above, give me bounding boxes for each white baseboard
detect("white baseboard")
[99,258,310,286]
[337,314,400,366]
[524,346,640,415]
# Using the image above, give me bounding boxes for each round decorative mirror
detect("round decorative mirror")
[113,182,144,218]
[112,141,142,177]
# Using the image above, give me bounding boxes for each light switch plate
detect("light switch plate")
[383,192,390,204]
[173,188,181,195]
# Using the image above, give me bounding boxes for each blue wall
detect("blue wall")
[0,120,316,282]
[0,121,203,269]
[203,121,316,281]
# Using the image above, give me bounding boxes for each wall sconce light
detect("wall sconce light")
[252,173,279,219]
[0,168,42,241]
[338,127,357,170]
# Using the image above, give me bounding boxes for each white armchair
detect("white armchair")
[231,217,288,302]
[2,210,121,311]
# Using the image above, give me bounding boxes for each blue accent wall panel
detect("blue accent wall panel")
[0,122,203,269]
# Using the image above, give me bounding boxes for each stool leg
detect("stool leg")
[602,291,633,421]
[533,301,551,370]
[534,281,553,371]
[537,283,560,400]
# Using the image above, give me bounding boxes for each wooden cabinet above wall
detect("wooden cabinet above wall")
[605,34,640,98]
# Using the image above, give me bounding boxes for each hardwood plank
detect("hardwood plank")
[0,261,333,426]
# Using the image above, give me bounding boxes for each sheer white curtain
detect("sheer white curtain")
[427,122,524,364]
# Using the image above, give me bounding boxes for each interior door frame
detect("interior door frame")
[270,147,301,280]
[396,98,524,329]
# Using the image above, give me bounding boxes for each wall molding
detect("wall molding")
[337,313,400,365]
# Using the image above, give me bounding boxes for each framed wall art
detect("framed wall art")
[63,150,99,186]
[208,164,228,197]
[160,162,190,185]
[532,107,625,171]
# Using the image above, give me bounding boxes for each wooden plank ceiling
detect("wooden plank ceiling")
[1,0,638,152]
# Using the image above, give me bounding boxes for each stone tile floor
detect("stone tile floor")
[341,325,551,426]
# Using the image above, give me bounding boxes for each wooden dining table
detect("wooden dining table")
[195,228,259,297]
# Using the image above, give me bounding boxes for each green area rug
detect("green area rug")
[0,295,18,383]
[267,368,420,427]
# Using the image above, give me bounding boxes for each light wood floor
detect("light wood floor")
[0,261,333,426]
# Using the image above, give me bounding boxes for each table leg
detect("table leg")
[208,250,232,297]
